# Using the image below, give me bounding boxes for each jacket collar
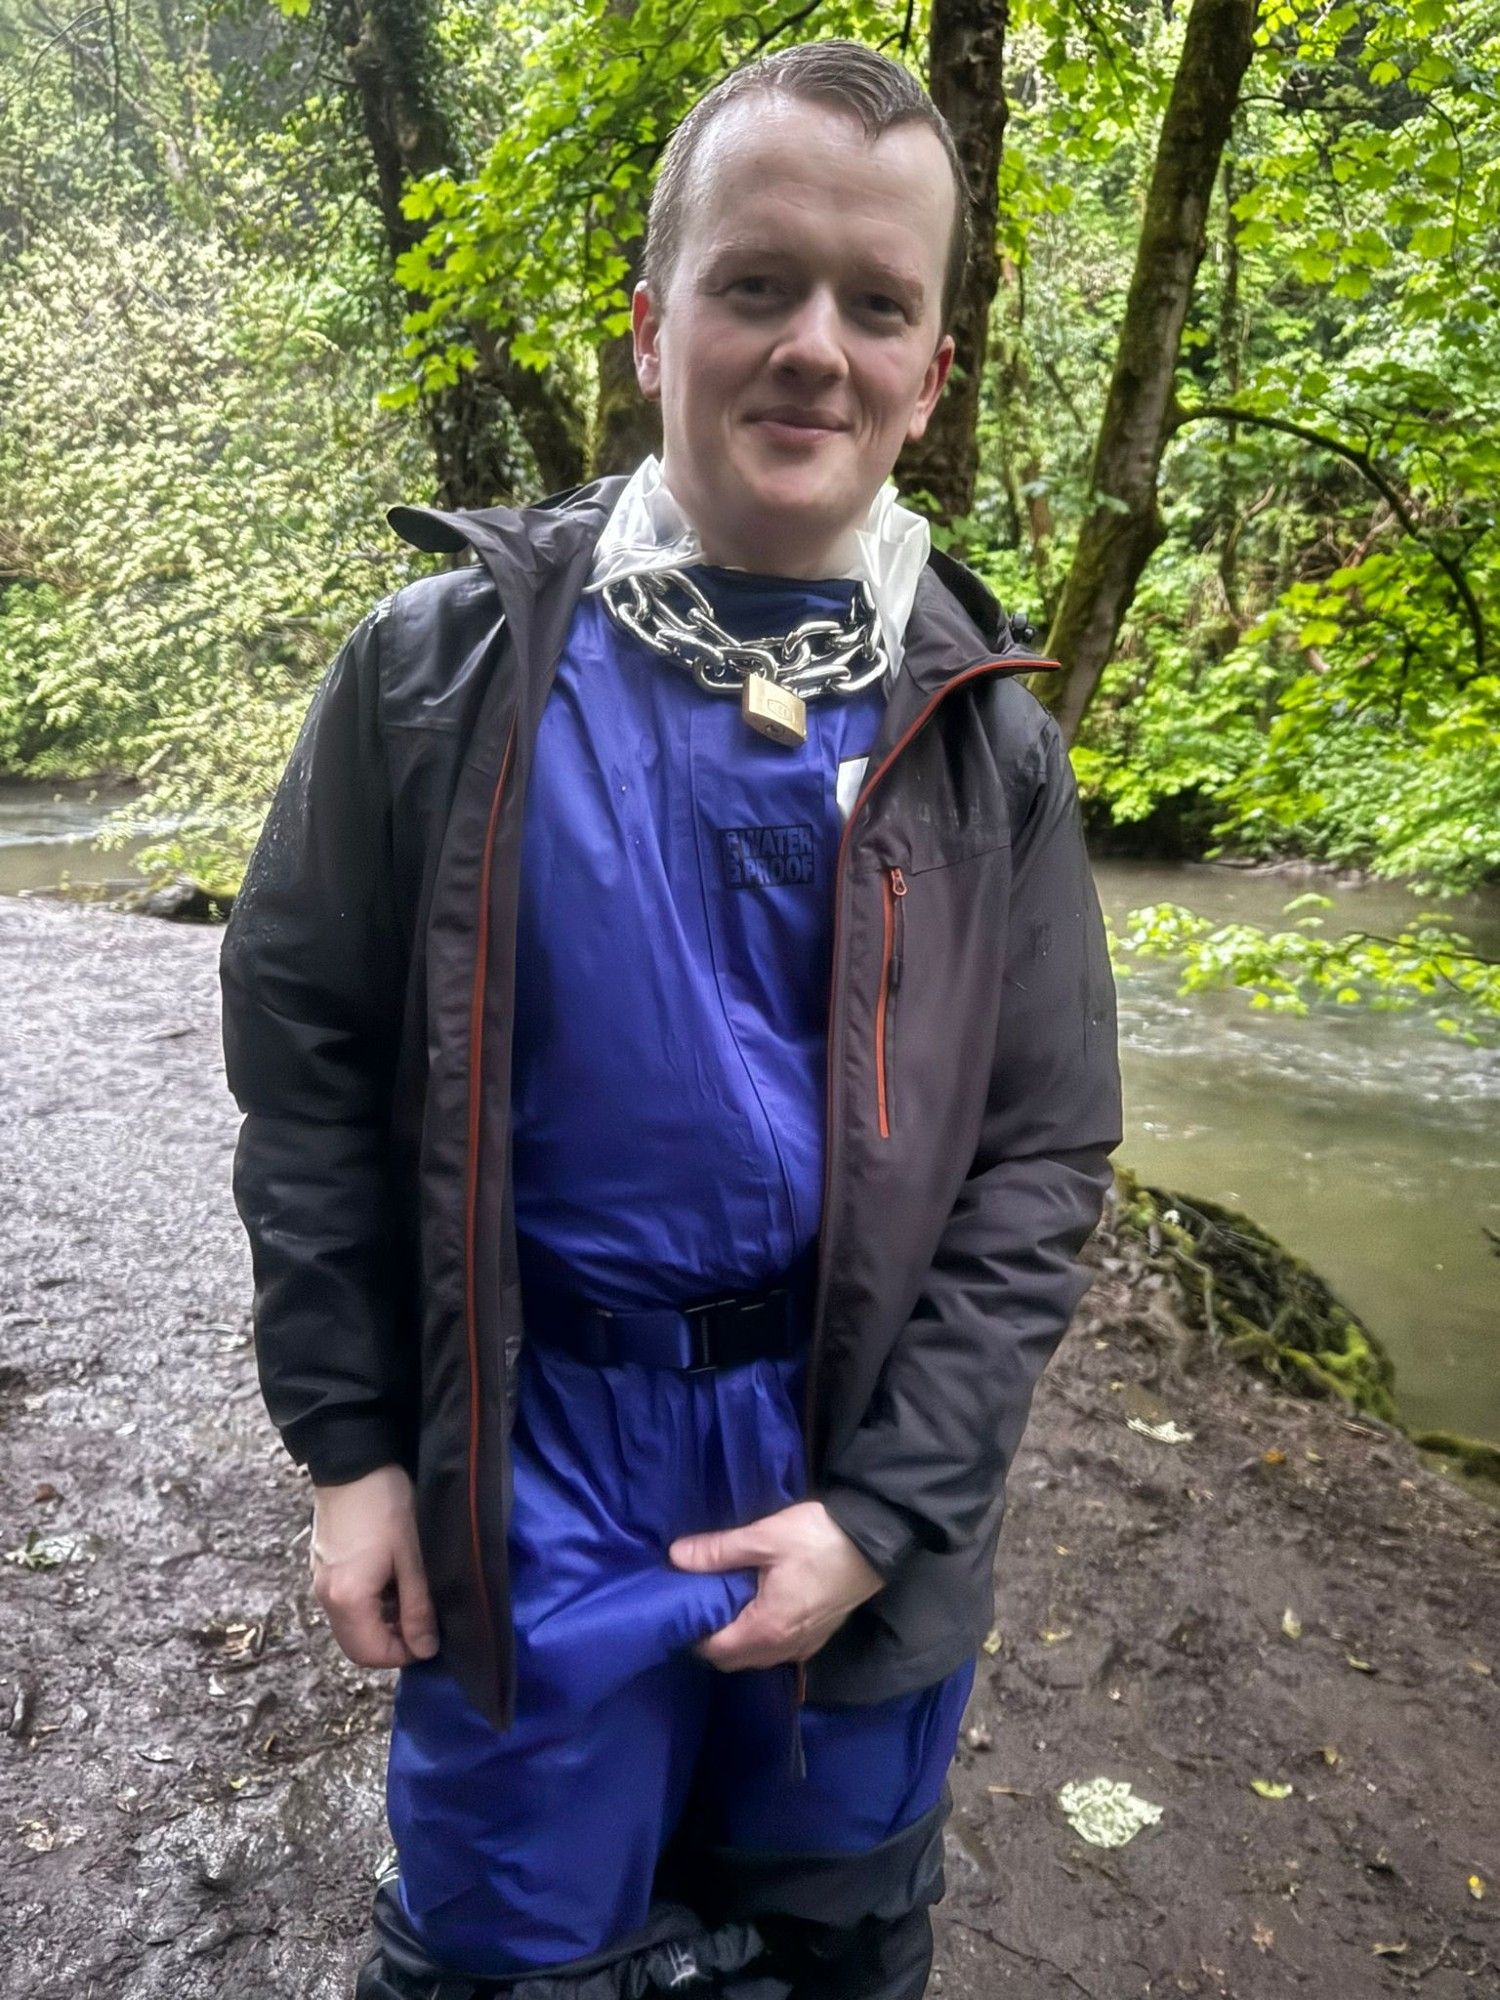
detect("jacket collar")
[901,562,1012,692]
[387,477,1013,697]
[582,453,934,685]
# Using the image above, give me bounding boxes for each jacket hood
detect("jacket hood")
[388,476,629,584]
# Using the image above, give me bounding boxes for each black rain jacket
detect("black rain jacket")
[219,476,1123,1728]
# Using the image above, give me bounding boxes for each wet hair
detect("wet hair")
[641,39,972,336]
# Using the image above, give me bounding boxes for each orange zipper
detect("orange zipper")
[875,866,906,1138]
[463,718,518,1644]
[805,651,1061,1463]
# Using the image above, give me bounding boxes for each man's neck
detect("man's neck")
[659,466,864,581]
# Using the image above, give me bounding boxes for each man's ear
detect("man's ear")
[905,332,956,444]
[633,282,663,402]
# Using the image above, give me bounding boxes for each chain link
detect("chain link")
[600,567,889,702]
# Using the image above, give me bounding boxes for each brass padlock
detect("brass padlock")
[741,672,807,747]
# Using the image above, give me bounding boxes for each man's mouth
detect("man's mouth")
[748,412,846,444]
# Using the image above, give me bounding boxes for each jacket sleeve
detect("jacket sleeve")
[817,713,1123,1577]
[219,605,417,1487]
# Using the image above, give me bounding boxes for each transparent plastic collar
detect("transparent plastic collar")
[585,453,931,683]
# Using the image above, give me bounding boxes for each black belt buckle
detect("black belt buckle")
[683,1295,731,1373]
[681,1288,787,1373]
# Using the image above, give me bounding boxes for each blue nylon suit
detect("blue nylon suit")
[384,568,974,1982]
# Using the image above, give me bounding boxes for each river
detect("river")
[4,776,1496,1446]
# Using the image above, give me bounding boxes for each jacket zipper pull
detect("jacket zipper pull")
[889,868,907,990]
[789,1660,808,1782]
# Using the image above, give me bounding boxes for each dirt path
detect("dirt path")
[2,897,1496,1999]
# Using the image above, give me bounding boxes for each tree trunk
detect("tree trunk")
[594,330,662,477]
[586,0,660,479]
[333,0,585,507]
[1039,0,1259,743]
[1212,156,1246,642]
[593,230,662,476]
[895,0,1008,525]
[995,256,1058,623]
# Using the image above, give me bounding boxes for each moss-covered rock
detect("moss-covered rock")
[1110,1163,1399,1421]
[1105,1166,1500,1496]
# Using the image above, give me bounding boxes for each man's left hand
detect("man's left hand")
[668,1500,883,1671]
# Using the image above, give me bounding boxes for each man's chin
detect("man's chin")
[716,474,853,563]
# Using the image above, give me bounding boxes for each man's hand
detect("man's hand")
[309,1464,439,1669]
[668,1500,883,1671]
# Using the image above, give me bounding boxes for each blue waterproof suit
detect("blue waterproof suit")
[381,569,973,1990]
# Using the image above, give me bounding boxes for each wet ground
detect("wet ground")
[2,897,1496,1998]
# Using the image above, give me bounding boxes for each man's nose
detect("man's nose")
[770,287,848,377]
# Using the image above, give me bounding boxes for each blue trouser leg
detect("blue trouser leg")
[378,1344,972,1994]
[699,1659,975,1853]
[678,1663,974,2000]
[386,1345,795,1977]
[388,1646,711,1973]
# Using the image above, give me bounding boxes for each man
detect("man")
[220,38,1121,2000]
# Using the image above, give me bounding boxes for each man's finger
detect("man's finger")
[394,1539,440,1660]
[323,1581,415,1669]
[699,1629,800,1670]
[669,1524,771,1573]
[696,1599,802,1671]
[695,1596,755,1655]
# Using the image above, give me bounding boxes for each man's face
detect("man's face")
[632,95,956,577]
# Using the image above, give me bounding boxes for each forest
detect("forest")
[1,0,1497,1039]
[3,9,1498,1994]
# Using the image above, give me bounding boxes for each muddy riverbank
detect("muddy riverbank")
[2,897,1496,1998]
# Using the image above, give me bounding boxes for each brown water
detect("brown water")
[1096,859,1499,1446]
[0,776,151,896]
[3,780,1495,1443]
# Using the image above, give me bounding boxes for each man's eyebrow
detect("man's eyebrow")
[865,261,926,307]
[702,245,927,305]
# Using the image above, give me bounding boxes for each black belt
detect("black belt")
[523,1278,810,1373]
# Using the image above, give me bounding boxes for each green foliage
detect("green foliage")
[0,205,430,885]
[976,0,1500,897]
[1110,892,1500,1044]
[0,4,432,887]
[1066,546,1276,827]
[385,0,914,401]
[1209,653,1500,893]
[2,0,1497,914]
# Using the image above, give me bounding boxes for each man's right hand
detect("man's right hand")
[309,1464,440,1668]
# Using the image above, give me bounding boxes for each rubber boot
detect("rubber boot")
[352,1879,786,2000]
[686,1794,950,2000]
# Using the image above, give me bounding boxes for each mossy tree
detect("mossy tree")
[1037,0,1259,744]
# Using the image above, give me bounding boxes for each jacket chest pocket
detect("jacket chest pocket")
[866,840,1012,1142]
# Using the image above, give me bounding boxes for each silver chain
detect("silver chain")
[600,566,889,702]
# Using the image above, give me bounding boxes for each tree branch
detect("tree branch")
[1173,399,1487,674]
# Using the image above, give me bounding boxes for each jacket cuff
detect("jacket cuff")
[288,1411,412,1488]
[818,1483,921,1581]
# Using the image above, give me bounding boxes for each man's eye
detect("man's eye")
[725,277,905,319]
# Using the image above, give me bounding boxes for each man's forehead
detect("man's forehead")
[695,92,945,184]
[682,100,950,275]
